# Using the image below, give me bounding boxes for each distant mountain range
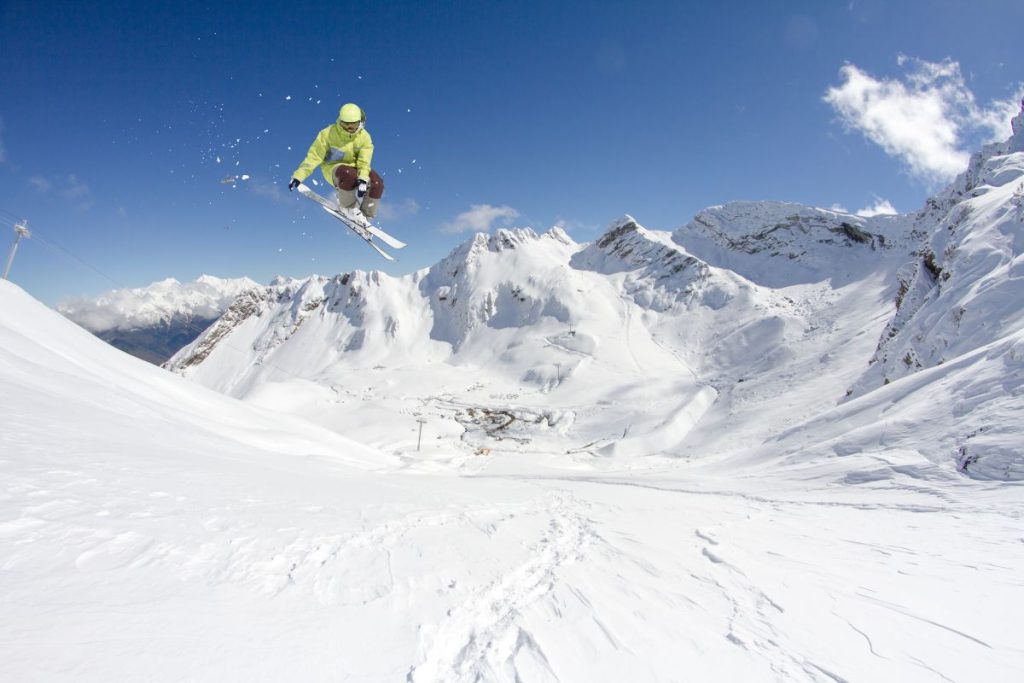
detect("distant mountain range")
[58,275,260,364]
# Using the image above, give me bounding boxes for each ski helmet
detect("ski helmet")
[338,103,364,124]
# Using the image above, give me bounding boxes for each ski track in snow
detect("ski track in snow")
[619,294,644,374]
[407,492,594,682]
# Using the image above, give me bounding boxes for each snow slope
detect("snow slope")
[4,278,1024,681]
[763,149,1024,479]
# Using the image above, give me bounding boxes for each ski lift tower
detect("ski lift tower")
[3,221,31,280]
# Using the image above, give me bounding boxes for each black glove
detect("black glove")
[356,178,368,200]
[288,178,300,192]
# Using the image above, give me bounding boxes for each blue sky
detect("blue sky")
[1,0,1021,305]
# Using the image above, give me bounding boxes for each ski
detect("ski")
[296,184,406,258]
[323,204,395,261]
[347,210,406,250]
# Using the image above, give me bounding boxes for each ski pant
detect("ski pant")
[333,166,384,218]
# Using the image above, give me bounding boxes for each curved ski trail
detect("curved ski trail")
[407,493,594,683]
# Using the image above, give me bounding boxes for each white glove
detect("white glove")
[357,179,369,200]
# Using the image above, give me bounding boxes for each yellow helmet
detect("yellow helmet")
[338,103,364,124]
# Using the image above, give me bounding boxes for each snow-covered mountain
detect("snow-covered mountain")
[59,274,260,363]
[167,103,1024,481]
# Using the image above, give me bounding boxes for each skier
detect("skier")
[287,103,384,218]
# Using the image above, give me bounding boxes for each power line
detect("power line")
[30,231,126,290]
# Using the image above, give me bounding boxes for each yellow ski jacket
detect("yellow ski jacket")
[291,122,374,185]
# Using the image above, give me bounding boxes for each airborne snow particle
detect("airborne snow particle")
[285,95,292,101]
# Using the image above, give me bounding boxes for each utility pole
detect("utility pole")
[416,417,427,451]
[3,221,30,281]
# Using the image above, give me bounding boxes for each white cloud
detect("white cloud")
[828,203,849,213]
[29,174,93,205]
[28,176,52,193]
[62,174,91,201]
[250,180,288,204]
[856,198,898,217]
[377,197,420,222]
[441,204,519,235]
[824,56,1024,184]
[550,217,595,234]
